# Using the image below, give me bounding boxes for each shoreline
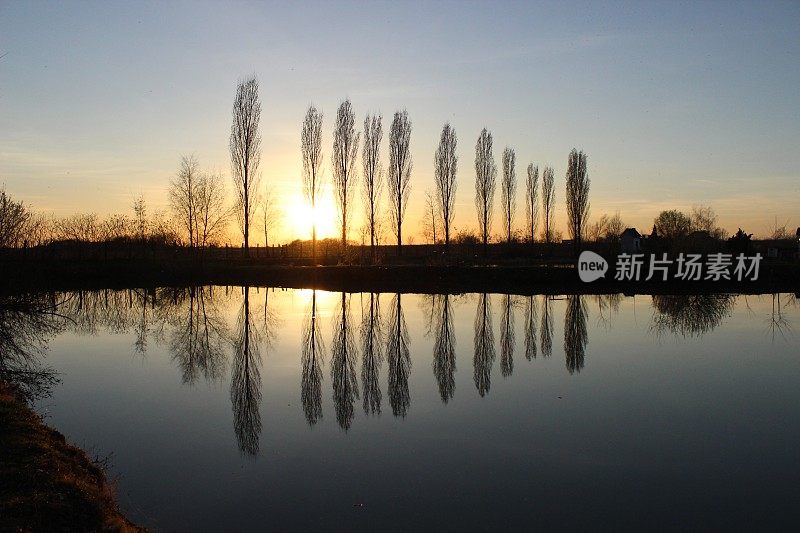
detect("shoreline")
[2,259,798,295]
[0,381,142,531]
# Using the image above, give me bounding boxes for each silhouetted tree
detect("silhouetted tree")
[523,295,537,360]
[588,211,625,242]
[302,105,324,262]
[564,294,588,374]
[727,228,753,255]
[388,110,412,254]
[301,290,324,425]
[474,129,497,256]
[230,77,262,256]
[653,210,691,240]
[362,113,383,260]
[0,187,30,248]
[386,294,411,416]
[195,171,230,247]
[525,164,539,243]
[541,166,555,244]
[332,99,360,249]
[433,294,456,403]
[690,205,725,239]
[360,293,382,415]
[435,122,458,249]
[473,293,495,396]
[169,155,200,247]
[501,148,517,244]
[500,294,515,377]
[331,293,359,430]
[230,287,262,455]
[565,149,589,252]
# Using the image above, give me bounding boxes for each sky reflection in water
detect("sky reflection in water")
[10,288,798,530]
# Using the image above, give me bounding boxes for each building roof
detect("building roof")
[620,228,641,239]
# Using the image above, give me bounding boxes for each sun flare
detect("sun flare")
[286,192,337,241]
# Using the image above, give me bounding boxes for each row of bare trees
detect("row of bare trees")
[421,124,590,255]
[302,102,414,261]
[0,187,182,248]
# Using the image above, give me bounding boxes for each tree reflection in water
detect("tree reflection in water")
[230,286,262,456]
[386,293,411,417]
[540,295,553,358]
[331,293,359,430]
[0,294,63,401]
[500,294,515,377]
[360,293,382,415]
[473,293,495,397]
[651,294,736,337]
[7,287,793,448]
[523,295,537,360]
[301,290,324,426]
[169,287,228,385]
[564,295,588,374]
[433,294,456,403]
[594,293,622,329]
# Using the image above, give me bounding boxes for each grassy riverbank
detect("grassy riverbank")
[0,382,142,531]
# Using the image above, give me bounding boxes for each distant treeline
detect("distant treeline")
[2,76,797,257]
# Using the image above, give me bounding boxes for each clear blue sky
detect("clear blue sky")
[1,0,798,241]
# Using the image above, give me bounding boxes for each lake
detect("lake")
[7,288,799,530]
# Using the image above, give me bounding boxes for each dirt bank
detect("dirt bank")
[0,382,142,531]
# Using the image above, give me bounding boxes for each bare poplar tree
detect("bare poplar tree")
[541,166,555,244]
[229,77,262,256]
[474,128,497,256]
[332,99,360,248]
[501,147,517,243]
[565,148,590,252]
[169,154,200,247]
[301,105,323,261]
[387,110,412,254]
[525,164,539,243]
[362,113,383,259]
[434,122,457,249]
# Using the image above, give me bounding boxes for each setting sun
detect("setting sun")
[285,189,338,241]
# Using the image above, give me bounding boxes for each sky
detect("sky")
[1,0,799,243]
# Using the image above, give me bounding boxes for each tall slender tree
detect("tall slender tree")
[434,122,457,249]
[387,110,412,255]
[541,166,555,244]
[525,164,539,243]
[474,128,497,257]
[301,105,323,262]
[362,113,383,259]
[565,148,590,253]
[332,99,360,249]
[501,147,517,244]
[229,77,262,256]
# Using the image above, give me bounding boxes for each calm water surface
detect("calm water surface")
[15,289,800,530]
